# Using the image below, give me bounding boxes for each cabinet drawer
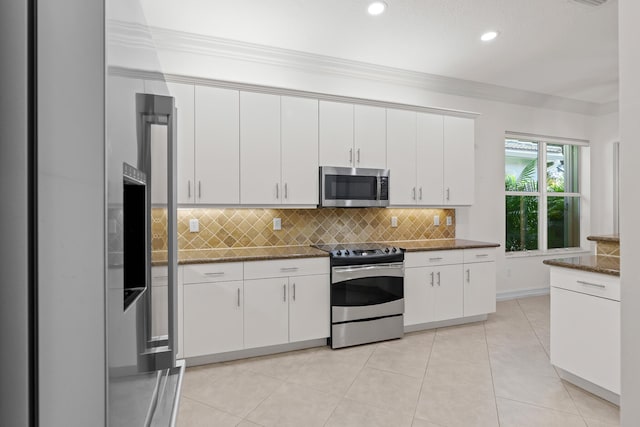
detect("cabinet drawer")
[183,262,244,284]
[405,250,463,268]
[463,248,496,263]
[550,267,620,301]
[151,266,169,287]
[244,257,329,280]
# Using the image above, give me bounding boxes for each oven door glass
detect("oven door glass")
[325,174,378,201]
[332,275,403,307]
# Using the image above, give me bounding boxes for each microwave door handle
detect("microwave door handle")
[377,175,382,201]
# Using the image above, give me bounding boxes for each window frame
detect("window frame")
[505,133,586,255]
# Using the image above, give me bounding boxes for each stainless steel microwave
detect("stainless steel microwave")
[319,166,390,207]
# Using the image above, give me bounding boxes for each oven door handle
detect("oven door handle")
[332,262,404,283]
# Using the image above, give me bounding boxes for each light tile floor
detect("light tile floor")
[177,295,620,426]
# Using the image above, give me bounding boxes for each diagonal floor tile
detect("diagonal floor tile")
[493,369,579,414]
[286,356,363,396]
[346,367,422,414]
[182,369,282,418]
[177,397,242,427]
[564,381,620,425]
[246,382,340,427]
[324,398,413,427]
[414,380,499,427]
[496,397,586,427]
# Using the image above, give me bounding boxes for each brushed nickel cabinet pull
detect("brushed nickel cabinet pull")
[430,272,434,286]
[276,183,279,199]
[237,288,240,307]
[357,148,361,164]
[198,181,202,199]
[576,280,606,289]
[293,283,296,301]
[349,148,353,164]
[466,269,470,283]
[446,188,450,201]
[187,180,191,198]
[283,284,287,302]
[284,183,288,199]
[437,271,441,286]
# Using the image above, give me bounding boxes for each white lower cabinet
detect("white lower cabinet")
[462,248,496,317]
[182,258,330,357]
[404,248,496,327]
[244,277,290,348]
[183,280,244,358]
[550,267,620,394]
[289,274,330,342]
[405,265,462,325]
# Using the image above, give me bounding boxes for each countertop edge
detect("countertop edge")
[586,235,620,243]
[175,252,329,265]
[543,258,620,277]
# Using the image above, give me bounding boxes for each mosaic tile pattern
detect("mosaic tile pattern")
[151,208,455,251]
[596,241,620,257]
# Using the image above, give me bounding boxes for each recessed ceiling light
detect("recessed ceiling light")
[480,31,499,42]
[368,1,387,16]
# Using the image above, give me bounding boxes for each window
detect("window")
[505,137,582,253]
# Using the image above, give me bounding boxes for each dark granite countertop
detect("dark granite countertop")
[152,246,329,266]
[386,239,500,252]
[587,234,620,243]
[543,255,620,277]
[152,239,500,266]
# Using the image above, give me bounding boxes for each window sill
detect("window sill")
[505,248,590,259]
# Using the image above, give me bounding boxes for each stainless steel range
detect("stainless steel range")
[313,243,405,349]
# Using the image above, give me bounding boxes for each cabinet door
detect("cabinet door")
[183,281,243,357]
[443,116,474,205]
[386,109,417,205]
[289,274,330,342]
[463,261,496,317]
[551,287,620,394]
[195,86,240,204]
[240,92,281,204]
[354,105,386,168]
[404,267,436,326]
[244,278,289,348]
[319,101,354,167]
[416,113,444,205]
[146,81,195,205]
[281,96,319,205]
[433,264,463,321]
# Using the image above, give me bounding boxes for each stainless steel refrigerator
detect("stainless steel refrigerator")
[106,82,184,426]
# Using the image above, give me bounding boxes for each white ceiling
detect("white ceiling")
[137,0,619,104]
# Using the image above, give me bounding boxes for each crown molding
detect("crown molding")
[108,20,616,116]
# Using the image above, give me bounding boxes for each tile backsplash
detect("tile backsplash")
[151,208,455,251]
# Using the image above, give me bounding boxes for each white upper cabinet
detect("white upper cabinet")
[319,101,354,167]
[281,96,319,205]
[319,101,386,169]
[386,109,417,205]
[354,105,386,168]
[387,109,475,207]
[240,92,282,204]
[416,113,444,205]
[443,116,475,205]
[195,86,240,204]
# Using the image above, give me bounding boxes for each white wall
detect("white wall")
[38,1,105,425]
[590,111,620,235]
[108,22,605,296]
[619,0,640,424]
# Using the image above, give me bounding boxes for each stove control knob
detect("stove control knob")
[392,247,397,253]
[345,250,350,255]
[335,250,342,256]
[384,248,390,253]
